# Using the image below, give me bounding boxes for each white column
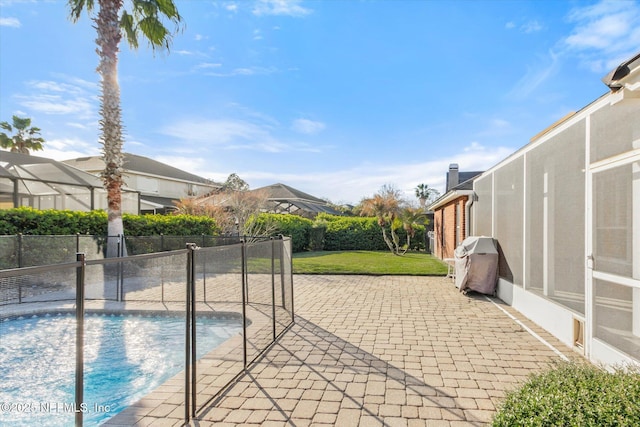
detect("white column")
[632,161,639,337]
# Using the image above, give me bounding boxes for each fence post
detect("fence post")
[271,237,276,341]
[117,235,124,302]
[201,234,207,304]
[75,253,86,427]
[279,236,286,309]
[188,243,197,418]
[18,233,23,268]
[240,240,247,369]
[184,244,193,425]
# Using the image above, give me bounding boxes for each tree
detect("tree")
[360,185,404,255]
[415,183,439,209]
[68,0,183,256]
[400,206,427,251]
[222,173,249,192]
[0,115,45,154]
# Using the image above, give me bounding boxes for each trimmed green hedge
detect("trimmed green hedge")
[493,362,640,426]
[255,213,313,252]
[314,213,426,252]
[0,207,219,236]
[0,208,426,254]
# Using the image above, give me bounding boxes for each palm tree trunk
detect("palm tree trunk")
[381,228,395,254]
[96,0,126,257]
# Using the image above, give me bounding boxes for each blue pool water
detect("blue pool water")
[0,312,242,426]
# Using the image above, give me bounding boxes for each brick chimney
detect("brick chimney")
[447,163,459,191]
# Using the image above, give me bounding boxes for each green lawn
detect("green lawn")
[292,250,448,275]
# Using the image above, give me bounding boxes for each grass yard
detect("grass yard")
[292,250,448,275]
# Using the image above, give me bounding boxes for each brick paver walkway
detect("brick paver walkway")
[182,275,580,427]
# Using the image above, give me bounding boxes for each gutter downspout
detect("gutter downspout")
[465,193,475,238]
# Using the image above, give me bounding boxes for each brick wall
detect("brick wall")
[433,196,469,260]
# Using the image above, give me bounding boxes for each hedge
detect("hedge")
[255,213,313,253]
[0,207,219,236]
[315,214,426,252]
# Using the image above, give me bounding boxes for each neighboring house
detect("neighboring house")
[254,183,343,218]
[469,52,640,367]
[0,152,140,213]
[428,164,483,259]
[64,153,221,213]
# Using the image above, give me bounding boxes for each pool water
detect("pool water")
[0,312,242,426]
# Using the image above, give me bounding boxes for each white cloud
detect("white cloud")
[505,21,516,29]
[521,20,543,33]
[163,118,269,144]
[13,78,97,120]
[507,50,560,99]
[252,0,312,17]
[0,17,21,27]
[39,137,100,161]
[225,2,238,13]
[17,94,95,117]
[202,66,278,77]
[563,0,640,72]
[291,118,325,135]
[195,62,222,70]
[237,142,513,204]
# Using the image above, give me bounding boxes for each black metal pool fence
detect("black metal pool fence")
[0,236,295,427]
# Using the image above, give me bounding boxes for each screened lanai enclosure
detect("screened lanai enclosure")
[0,152,139,213]
[472,53,640,366]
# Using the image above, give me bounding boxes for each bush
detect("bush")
[123,213,219,236]
[0,207,219,236]
[492,362,640,426]
[322,215,386,251]
[254,213,313,252]
[0,207,108,235]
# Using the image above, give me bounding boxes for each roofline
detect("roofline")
[427,189,474,211]
[602,51,640,90]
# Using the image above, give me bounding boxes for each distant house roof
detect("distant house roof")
[446,171,483,192]
[64,153,221,186]
[428,168,483,211]
[254,183,343,217]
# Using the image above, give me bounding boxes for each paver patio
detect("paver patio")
[143,274,581,427]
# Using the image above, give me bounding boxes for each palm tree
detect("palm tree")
[400,207,427,251]
[360,185,403,254]
[68,0,183,256]
[415,183,439,209]
[0,115,45,154]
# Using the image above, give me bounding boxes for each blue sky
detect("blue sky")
[1,0,639,205]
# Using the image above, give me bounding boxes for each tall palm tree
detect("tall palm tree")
[415,183,439,209]
[68,0,182,256]
[0,115,45,154]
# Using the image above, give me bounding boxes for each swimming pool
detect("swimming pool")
[0,312,243,426]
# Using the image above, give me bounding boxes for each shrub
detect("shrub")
[322,216,386,251]
[0,207,107,235]
[492,362,640,426]
[254,213,313,252]
[0,208,219,236]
